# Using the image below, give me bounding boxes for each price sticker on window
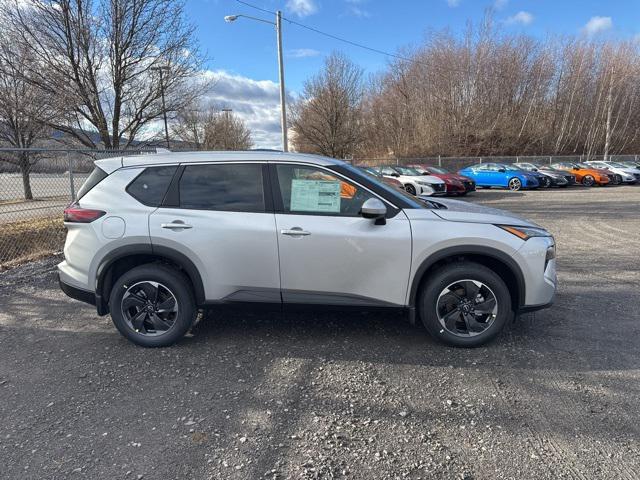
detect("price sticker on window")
[290,179,341,213]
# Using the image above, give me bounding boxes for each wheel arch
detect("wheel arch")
[409,246,526,313]
[95,244,206,315]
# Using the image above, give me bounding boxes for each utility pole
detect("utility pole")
[152,66,171,149]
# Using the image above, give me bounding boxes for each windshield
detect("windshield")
[609,162,626,168]
[426,166,449,174]
[395,166,422,176]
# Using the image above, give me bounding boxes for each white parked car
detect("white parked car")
[373,165,446,196]
[58,151,556,348]
[585,161,640,184]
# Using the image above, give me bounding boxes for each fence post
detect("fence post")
[67,152,75,201]
[479,157,483,164]
[516,156,519,163]
[438,155,441,167]
[549,156,552,165]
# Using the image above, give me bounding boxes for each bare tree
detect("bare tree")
[0,0,207,149]
[171,103,211,150]
[290,52,365,158]
[202,110,252,151]
[0,42,60,199]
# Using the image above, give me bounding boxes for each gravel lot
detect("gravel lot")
[1,186,639,479]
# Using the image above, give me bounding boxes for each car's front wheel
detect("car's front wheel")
[419,262,512,347]
[109,264,196,347]
[405,184,417,195]
[582,175,595,187]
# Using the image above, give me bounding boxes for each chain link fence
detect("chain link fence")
[0,147,156,270]
[356,154,640,172]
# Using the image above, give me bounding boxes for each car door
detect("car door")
[475,164,499,186]
[149,162,281,303]
[271,163,412,307]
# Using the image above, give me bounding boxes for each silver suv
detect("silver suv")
[58,152,557,348]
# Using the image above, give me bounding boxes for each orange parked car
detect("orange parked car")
[550,162,611,187]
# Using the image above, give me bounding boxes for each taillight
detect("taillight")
[63,203,106,223]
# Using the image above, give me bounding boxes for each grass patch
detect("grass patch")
[0,215,66,269]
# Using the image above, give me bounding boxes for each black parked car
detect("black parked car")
[516,162,576,187]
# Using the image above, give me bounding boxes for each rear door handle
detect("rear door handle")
[281,227,311,237]
[161,221,193,230]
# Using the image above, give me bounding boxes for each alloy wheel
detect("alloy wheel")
[405,184,417,195]
[583,175,595,187]
[121,281,179,336]
[436,280,498,338]
[508,178,522,191]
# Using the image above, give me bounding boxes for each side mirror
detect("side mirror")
[532,168,538,172]
[498,168,506,173]
[360,198,387,225]
[573,167,579,171]
[391,173,400,177]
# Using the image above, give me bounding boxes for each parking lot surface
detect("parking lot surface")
[1,186,639,479]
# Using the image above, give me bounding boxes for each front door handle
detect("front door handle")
[161,221,193,230]
[281,227,311,237]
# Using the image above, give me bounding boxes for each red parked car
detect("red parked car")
[409,165,476,195]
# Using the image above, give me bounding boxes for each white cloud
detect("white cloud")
[582,16,613,35]
[286,0,318,17]
[447,0,460,7]
[287,48,321,58]
[199,70,287,149]
[494,0,508,10]
[506,11,534,25]
[345,0,370,17]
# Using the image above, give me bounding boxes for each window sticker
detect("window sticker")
[290,179,341,212]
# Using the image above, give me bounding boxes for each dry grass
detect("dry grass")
[0,215,65,269]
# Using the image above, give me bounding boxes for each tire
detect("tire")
[582,175,595,187]
[613,174,622,185]
[108,264,196,347]
[418,262,512,347]
[508,177,522,191]
[541,177,551,188]
[405,184,417,196]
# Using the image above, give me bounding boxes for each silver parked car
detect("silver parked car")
[58,152,557,348]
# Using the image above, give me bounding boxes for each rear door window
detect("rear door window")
[127,166,178,207]
[179,163,265,212]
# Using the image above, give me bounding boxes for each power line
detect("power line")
[234,0,414,64]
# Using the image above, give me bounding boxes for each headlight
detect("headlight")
[497,225,552,240]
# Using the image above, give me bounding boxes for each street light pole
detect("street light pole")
[152,66,171,149]
[275,11,288,152]
[225,11,288,152]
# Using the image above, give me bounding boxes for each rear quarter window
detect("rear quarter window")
[76,167,108,200]
[126,166,178,207]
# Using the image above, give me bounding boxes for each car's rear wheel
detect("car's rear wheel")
[508,178,522,191]
[582,175,595,187]
[109,264,196,347]
[405,184,417,196]
[419,262,512,347]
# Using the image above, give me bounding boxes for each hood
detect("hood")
[422,197,540,228]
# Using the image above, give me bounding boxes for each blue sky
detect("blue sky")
[188,0,640,148]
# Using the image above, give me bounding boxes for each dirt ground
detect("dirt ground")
[1,185,639,480]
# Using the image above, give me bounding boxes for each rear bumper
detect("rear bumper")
[58,274,96,306]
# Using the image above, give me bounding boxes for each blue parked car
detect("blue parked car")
[458,163,542,191]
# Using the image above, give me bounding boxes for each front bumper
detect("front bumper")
[514,237,557,309]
